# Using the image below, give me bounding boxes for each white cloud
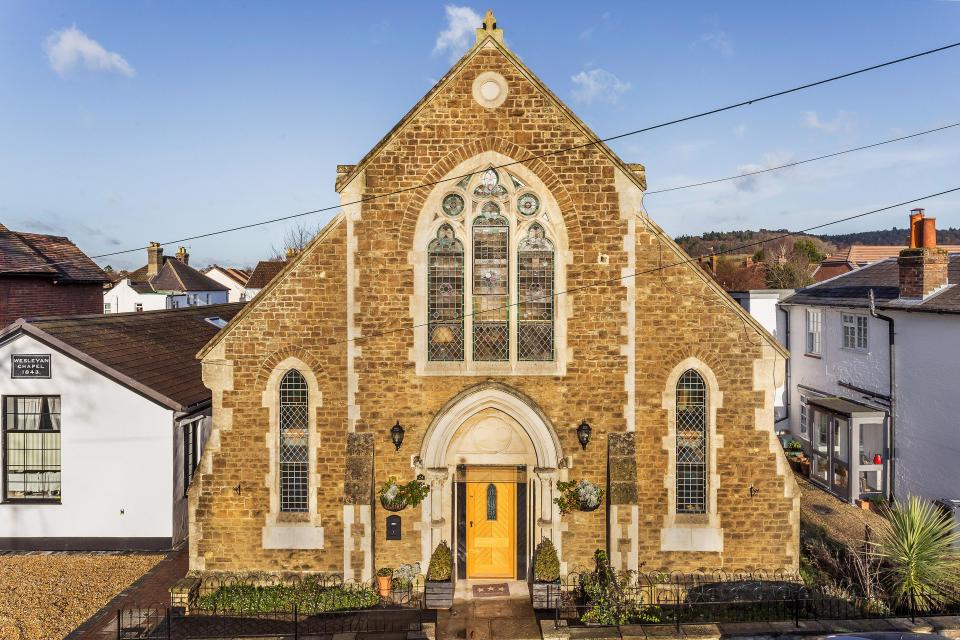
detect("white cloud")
[733,123,747,138]
[803,110,859,134]
[733,151,794,193]
[44,26,134,77]
[697,31,734,57]
[433,5,482,63]
[570,68,630,105]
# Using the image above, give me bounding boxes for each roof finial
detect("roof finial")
[475,9,504,44]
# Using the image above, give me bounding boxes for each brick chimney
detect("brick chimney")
[147,242,163,277]
[175,246,189,265]
[898,210,949,299]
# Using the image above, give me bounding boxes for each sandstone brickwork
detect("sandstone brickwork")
[190,22,798,579]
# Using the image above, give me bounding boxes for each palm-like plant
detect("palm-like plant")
[871,495,960,612]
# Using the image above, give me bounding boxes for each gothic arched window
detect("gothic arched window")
[426,166,557,365]
[428,224,464,360]
[675,370,707,514]
[279,369,309,512]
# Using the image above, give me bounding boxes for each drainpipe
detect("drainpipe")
[869,289,896,500]
[775,304,791,427]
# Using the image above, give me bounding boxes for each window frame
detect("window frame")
[841,312,869,351]
[278,369,309,513]
[675,370,708,516]
[2,395,62,504]
[134,303,144,312]
[182,419,200,498]
[799,395,809,439]
[805,308,822,356]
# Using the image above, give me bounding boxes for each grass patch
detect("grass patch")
[196,582,380,614]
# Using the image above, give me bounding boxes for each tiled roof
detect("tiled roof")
[823,245,960,268]
[0,225,106,282]
[205,266,251,287]
[246,260,286,289]
[783,254,960,315]
[8,303,245,410]
[149,259,228,293]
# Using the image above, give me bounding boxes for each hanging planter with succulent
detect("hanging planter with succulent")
[379,476,430,512]
[554,479,604,515]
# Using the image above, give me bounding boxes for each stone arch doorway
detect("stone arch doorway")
[417,383,566,581]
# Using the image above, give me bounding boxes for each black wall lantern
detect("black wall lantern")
[390,420,405,451]
[576,420,592,450]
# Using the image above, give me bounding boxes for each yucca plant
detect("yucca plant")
[871,495,960,613]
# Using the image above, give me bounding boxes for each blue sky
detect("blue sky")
[1,1,959,270]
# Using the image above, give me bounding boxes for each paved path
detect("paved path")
[68,545,188,640]
[437,596,541,640]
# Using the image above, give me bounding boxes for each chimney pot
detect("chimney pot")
[921,217,937,249]
[175,246,189,265]
[909,209,925,248]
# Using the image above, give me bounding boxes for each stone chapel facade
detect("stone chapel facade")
[190,13,799,583]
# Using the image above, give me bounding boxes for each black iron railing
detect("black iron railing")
[118,574,425,639]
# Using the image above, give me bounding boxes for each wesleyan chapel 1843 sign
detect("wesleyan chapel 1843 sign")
[11,354,51,379]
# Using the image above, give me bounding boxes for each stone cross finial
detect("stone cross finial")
[475,8,504,44]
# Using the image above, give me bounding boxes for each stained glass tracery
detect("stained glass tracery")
[428,224,464,361]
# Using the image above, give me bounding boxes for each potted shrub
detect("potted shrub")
[424,540,454,609]
[378,476,430,512]
[554,480,604,515]
[376,567,393,599]
[530,538,561,609]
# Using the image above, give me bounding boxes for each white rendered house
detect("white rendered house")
[0,303,243,549]
[103,243,228,313]
[202,266,251,303]
[779,210,960,505]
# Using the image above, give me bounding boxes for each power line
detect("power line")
[646,121,960,195]
[7,37,954,276]
[321,186,960,349]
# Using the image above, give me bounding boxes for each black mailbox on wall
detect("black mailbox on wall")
[386,515,401,540]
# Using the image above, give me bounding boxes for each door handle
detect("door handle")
[470,521,473,527]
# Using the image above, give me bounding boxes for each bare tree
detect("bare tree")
[269,221,322,261]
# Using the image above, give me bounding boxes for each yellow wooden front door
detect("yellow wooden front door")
[466,481,516,578]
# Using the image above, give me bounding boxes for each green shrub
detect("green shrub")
[427,540,452,581]
[533,539,560,583]
[196,581,379,614]
[376,567,393,577]
[872,495,960,612]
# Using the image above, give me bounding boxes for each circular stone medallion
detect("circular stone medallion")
[472,71,509,109]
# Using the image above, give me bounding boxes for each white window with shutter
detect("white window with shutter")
[805,308,822,355]
[842,313,868,350]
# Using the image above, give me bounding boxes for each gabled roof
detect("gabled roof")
[149,258,228,293]
[246,260,286,289]
[0,223,106,282]
[784,254,960,315]
[205,265,251,287]
[0,303,245,411]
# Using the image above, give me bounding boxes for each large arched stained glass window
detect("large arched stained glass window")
[472,210,509,361]
[518,223,555,361]
[279,370,309,512]
[428,224,464,361]
[676,370,707,514]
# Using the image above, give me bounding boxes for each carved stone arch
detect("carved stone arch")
[420,381,563,468]
[256,346,328,387]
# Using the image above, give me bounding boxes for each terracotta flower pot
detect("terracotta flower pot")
[377,575,393,598]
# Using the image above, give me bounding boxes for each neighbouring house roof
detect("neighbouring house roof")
[783,254,960,315]
[814,244,960,282]
[204,265,251,287]
[0,223,106,282]
[245,260,286,289]
[0,303,245,411]
[119,257,228,294]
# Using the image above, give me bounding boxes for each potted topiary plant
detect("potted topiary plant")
[554,479,604,515]
[530,538,561,609]
[376,567,393,599]
[424,540,454,609]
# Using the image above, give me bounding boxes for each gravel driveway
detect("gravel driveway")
[0,553,162,640]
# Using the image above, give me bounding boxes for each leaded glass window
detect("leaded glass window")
[473,213,509,361]
[486,483,497,520]
[3,396,61,501]
[428,224,465,360]
[279,370,309,512]
[676,370,707,514]
[518,223,554,361]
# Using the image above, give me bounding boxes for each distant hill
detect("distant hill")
[676,227,960,258]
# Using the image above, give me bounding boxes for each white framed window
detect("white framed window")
[842,313,868,350]
[135,303,143,312]
[805,308,822,355]
[3,396,61,502]
[103,302,111,313]
[799,395,809,438]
